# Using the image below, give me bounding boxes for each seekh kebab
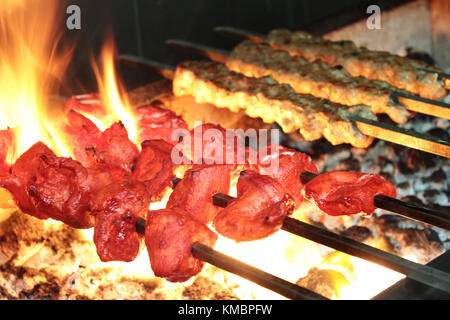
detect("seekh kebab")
[266,29,449,99]
[173,60,377,148]
[227,40,413,123]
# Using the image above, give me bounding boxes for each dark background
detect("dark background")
[62,0,413,93]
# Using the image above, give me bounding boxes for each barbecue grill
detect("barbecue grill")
[0,0,449,301]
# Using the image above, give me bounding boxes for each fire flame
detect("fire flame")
[91,34,138,145]
[0,0,73,160]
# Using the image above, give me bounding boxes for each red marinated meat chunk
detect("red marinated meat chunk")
[64,110,102,165]
[187,123,257,178]
[65,93,106,120]
[132,139,189,201]
[189,123,229,163]
[65,95,139,176]
[28,155,111,228]
[145,208,218,282]
[135,104,189,146]
[188,123,238,163]
[304,171,397,216]
[258,144,318,206]
[166,164,230,224]
[0,142,55,220]
[228,145,259,181]
[86,122,140,180]
[83,167,113,195]
[90,179,150,262]
[95,122,139,172]
[213,170,295,242]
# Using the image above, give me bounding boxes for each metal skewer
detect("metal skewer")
[159,40,450,158]
[390,91,450,120]
[348,115,450,158]
[416,67,450,81]
[134,217,328,300]
[165,39,228,63]
[213,26,265,43]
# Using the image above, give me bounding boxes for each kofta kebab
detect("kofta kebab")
[214,27,450,99]
[0,94,398,283]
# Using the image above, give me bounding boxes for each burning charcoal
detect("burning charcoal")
[213,171,295,242]
[135,104,189,146]
[334,157,361,172]
[379,171,393,182]
[302,138,334,159]
[19,282,61,299]
[400,195,425,206]
[0,232,18,266]
[382,226,444,264]
[396,181,410,190]
[426,128,450,142]
[376,156,391,168]
[406,149,436,170]
[423,189,440,198]
[167,164,230,225]
[341,225,372,242]
[258,144,318,206]
[182,275,239,300]
[296,267,350,300]
[145,208,218,282]
[90,180,150,262]
[424,168,447,183]
[397,158,414,175]
[344,157,361,172]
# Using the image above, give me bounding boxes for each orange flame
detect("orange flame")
[91,34,138,145]
[0,0,73,160]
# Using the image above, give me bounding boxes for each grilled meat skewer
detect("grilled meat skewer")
[266,29,449,99]
[227,41,414,123]
[173,60,376,148]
